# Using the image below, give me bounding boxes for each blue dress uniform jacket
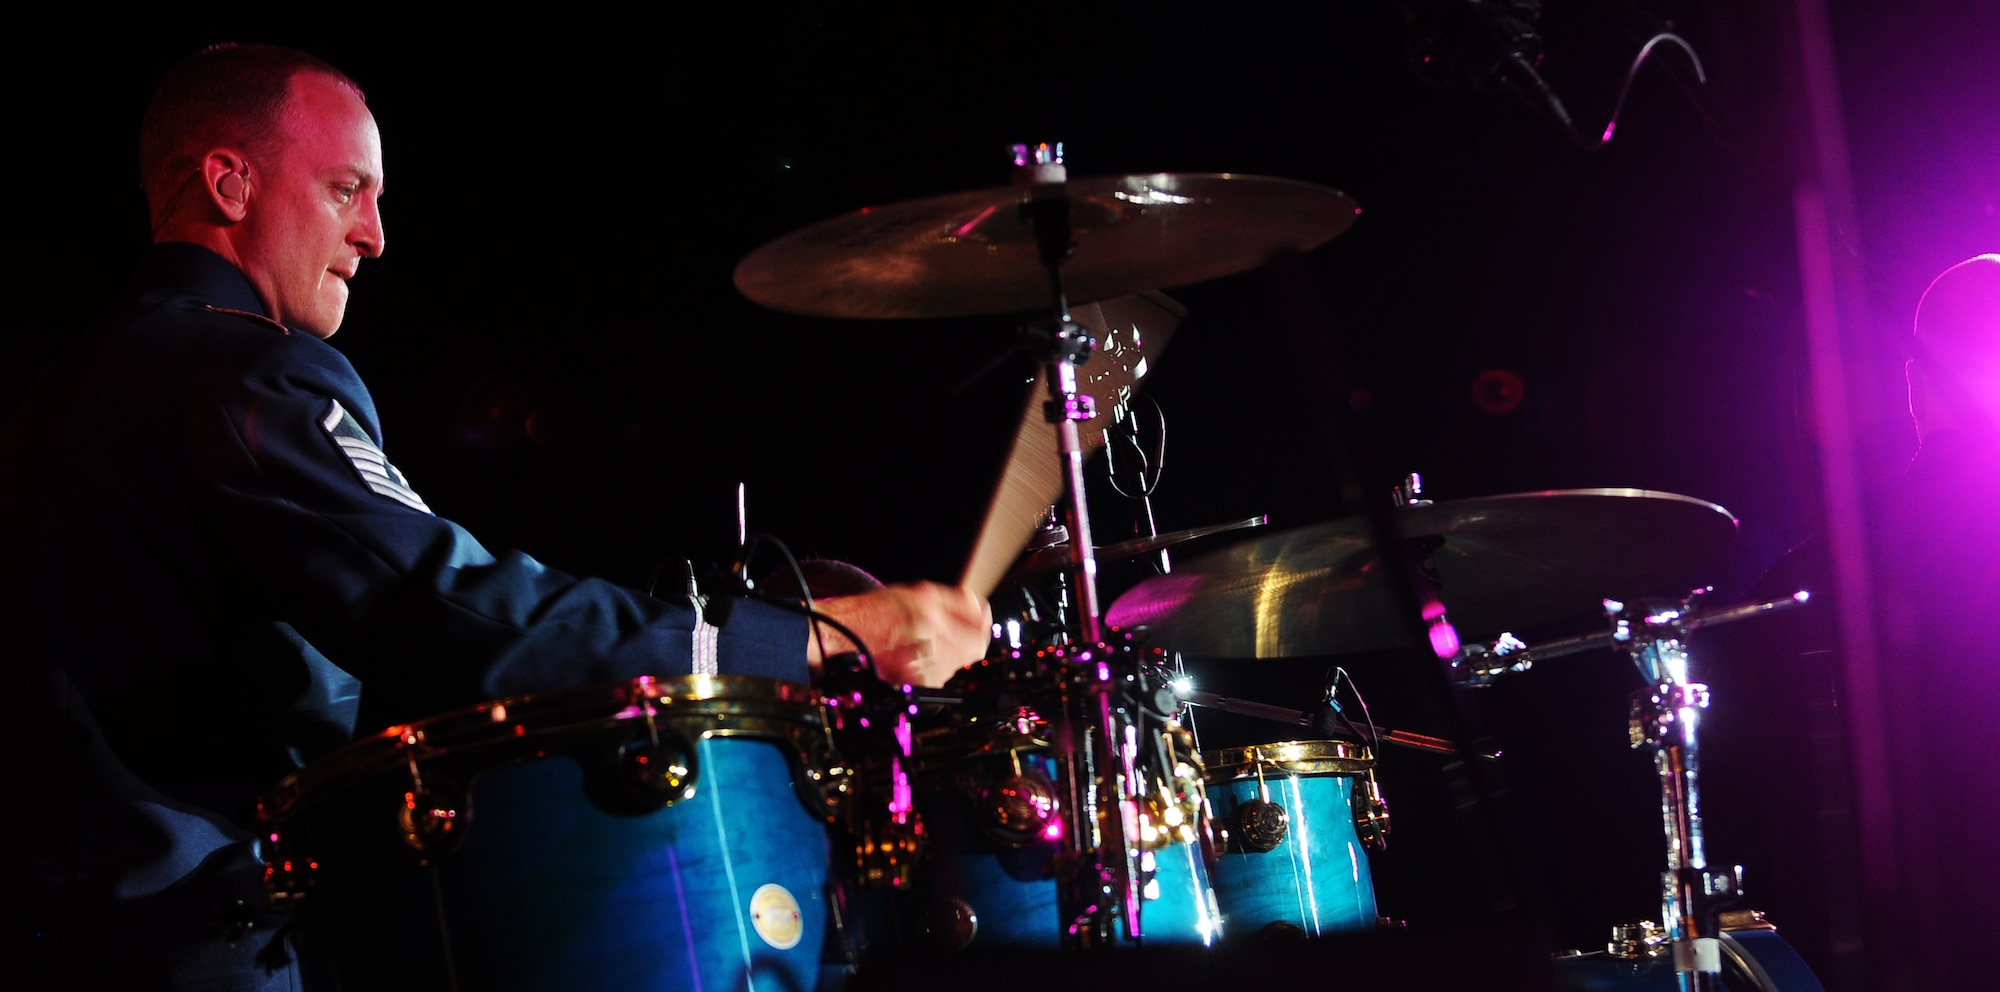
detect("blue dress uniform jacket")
[0,243,808,988]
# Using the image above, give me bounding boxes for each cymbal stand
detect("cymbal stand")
[1013,141,1141,948]
[1611,590,1738,992]
[1447,589,1811,989]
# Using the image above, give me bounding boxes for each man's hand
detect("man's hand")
[808,582,992,687]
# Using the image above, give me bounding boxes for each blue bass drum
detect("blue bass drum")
[1554,926,1829,991]
[258,676,848,992]
[1201,740,1383,938]
[907,719,1222,950]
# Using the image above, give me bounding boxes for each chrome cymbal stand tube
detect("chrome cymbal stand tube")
[1612,592,1737,992]
[1014,142,1142,948]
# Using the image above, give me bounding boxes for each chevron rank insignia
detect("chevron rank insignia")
[320,400,433,514]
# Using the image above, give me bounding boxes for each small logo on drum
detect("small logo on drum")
[749,883,804,950]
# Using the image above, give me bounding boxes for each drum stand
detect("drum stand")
[1011,142,1151,949]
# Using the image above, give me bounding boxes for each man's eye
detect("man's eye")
[333,185,358,202]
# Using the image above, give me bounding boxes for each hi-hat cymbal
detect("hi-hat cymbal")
[1104,489,1738,657]
[735,173,1360,320]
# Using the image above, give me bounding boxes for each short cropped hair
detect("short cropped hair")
[139,43,363,226]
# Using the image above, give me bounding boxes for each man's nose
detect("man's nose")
[355,194,384,258]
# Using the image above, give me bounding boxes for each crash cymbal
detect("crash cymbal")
[1104,489,1738,657]
[1007,515,1271,584]
[960,292,1182,597]
[735,174,1359,320]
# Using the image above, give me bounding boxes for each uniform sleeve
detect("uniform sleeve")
[183,330,806,718]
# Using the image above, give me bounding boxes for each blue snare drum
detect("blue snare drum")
[1201,740,1381,938]
[259,676,847,992]
[1554,926,1828,991]
[908,720,1221,949]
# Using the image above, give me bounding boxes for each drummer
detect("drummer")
[1718,254,2000,988]
[1867,253,2000,988]
[0,43,988,990]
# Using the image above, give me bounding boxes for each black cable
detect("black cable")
[1586,32,1707,150]
[1401,3,1710,153]
[642,556,682,597]
[1140,395,1167,494]
[746,591,881,678]
[1326,666,1384,759]
[737,532,859,674]
[1105,395,1168,500]
[1498,30,1708,152]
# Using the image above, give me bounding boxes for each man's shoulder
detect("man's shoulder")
[125,293,363,385]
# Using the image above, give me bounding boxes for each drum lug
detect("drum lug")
[923,896,980,951]
[620,735,697,805]
[397,783,470,861]
[791,724,853,823]
[981,768,1060,847]
[1234,797,1289,853]
[581,730,700,816]
[1352,770,1392,853]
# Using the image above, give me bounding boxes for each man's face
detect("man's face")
[235,71,384,339]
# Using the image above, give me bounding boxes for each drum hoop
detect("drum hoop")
[1201,739,1375,781]
[260,676,829,822]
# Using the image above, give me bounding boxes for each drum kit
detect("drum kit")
[254,146,1827,991]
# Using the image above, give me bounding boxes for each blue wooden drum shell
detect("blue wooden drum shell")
[258,676,844,992]
[908,724,1220,949]
[1201,740,1379,938]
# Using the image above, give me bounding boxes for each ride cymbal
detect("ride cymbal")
[1105,489,1738,657]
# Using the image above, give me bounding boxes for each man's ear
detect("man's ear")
[201,150,252,222]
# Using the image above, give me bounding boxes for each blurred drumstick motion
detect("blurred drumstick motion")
[959,292,1184,598]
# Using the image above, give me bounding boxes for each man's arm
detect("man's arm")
[187,328,807,717]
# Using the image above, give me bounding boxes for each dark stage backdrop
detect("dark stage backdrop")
[8,1,1994,983]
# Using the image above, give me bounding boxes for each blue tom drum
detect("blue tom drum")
[258,675,848,992]
[1201,739,1384,939]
